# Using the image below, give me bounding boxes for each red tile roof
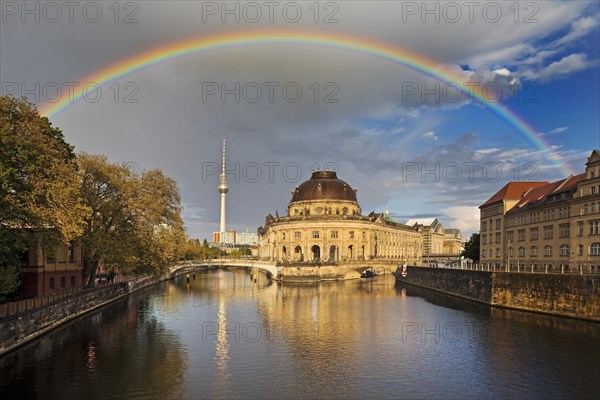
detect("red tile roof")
[480,181,549,208]
[507,173,584,213]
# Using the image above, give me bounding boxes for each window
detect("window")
[495,233,501,244]
[49,278,55,289]
[496,248,500,258]
[560,244,570,256]
[295,231,301,239]
[71,276,76,287]
[530,228,539,240]
[509,247,514,257]
[482,221,487,232]
[519,247,525,257]
[331,231,338,239]
[543,225,553,239]
[496,219,501,230]
[591,243,600,256]
[559,224,570,238]
[482,249,486,257]
[363,231,366,239]
[282,232,286,240]
[60,276,65,288]
[578,222,584,236]
[69,241,76,262]
[579,244,584,256]
[312,231,320,239]
[592,186,597,195]
[590,220,600,235]
[592,203,597,214]
[584,204,589,214]
[482,234,487,245]
[349,231,354,239]
[507,231,514,241]
[544,245,552,257]
[518,229,525,241]
[531,246,538,256]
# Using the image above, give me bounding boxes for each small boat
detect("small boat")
[361,269,376,278]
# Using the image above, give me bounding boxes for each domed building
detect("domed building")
[257,170,423,265]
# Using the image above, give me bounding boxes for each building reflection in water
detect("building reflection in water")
[1,268,599,399]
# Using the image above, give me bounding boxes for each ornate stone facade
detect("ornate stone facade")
[257,171,423,264]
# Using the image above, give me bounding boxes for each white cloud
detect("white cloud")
[554,14,600,48]
[442,206,480,236]
[522,53,598,81]
[474,148,500,159]
[422,131,438,141]
[549,127,570,135]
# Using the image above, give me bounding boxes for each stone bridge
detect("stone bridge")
[170,259,278,279]
[170,259,404,282]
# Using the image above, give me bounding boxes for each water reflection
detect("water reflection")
[0,285,188,400]
[0,269,598,399]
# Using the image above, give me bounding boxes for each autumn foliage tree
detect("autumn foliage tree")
[1,96,188,292]
[78,153,186,286]
[0,96,88,294]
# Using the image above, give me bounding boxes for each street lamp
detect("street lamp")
[506,240,511,272]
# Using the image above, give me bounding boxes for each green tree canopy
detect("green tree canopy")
[461,233,480,262]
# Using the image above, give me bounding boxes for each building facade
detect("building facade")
[20,234,84,297]
[258,170,423,264]
[479,150,600,273]
[404,218,462,255]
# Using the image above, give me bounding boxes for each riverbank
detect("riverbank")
[0,274,170,357]
[395,266,600,322]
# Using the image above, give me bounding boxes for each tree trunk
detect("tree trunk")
[82,248,101,288]
[87,257,100,287]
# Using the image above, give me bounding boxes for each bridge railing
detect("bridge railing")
[0,274,151,321]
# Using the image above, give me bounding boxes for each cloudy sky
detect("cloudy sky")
[2,0,599,240]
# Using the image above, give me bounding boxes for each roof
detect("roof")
[586,149,600,165]
[405,217,438,227]
[480,181,549,208]
[507,174,584,213]
[290,170,358,204]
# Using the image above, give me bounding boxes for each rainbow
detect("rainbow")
[39,30,573,175]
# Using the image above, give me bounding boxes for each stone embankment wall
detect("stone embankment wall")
[0,275,164,357]
[396,267,600,321]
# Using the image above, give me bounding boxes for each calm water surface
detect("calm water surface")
[1,269,599,399]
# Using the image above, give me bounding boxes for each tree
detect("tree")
[461,233,480,262]
[0,96,88,293]
[78,153,186,286]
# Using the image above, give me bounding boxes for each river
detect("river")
[1,268,599,399]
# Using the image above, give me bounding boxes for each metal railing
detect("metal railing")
[421,262,599,275]
[0,274,145,320]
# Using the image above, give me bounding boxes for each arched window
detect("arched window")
[531,246,538,256]
[518,247,525,257]
[544,245,552,256]
[560,244,569,256]
[591,243,600,256]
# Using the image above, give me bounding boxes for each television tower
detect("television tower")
[218,139,229,239]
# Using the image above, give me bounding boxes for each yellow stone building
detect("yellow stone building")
[479,150,600,273]
[404,218,463,260]
[257,170,423,265]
